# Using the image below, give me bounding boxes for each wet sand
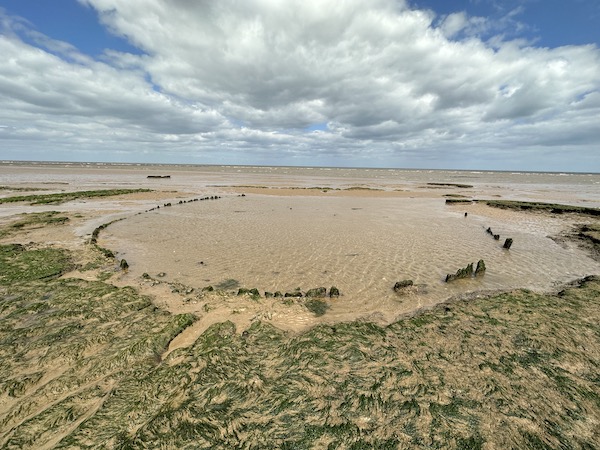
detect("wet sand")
[2,162,600,449]
[2,162,599,336]
[102,193,598,332]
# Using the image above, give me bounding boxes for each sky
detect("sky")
[0,0,599,171]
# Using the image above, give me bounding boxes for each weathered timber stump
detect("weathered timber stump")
[393,280,414,293]
[475,259,486,276]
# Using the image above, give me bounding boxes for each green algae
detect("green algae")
[483,200,600,217]
[0,244,73,284]
[428,183,474,188]
[0,211,70,239]
[0,189,151,205]
[1,227,599,448]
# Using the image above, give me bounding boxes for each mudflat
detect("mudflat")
[1,162,599,449]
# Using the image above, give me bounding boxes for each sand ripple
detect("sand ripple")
[103,195,600,323]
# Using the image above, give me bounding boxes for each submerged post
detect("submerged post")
[475,259,486,276]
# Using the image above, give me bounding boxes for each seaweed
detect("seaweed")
[1,243,600,448]
[0,189,151,205]
[304,298,330,316]
[0,211,70,239]
[483,200,600,217]
[0,244,73,284]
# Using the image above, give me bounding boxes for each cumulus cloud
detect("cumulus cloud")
[0,1,599,170]
[438,11,490,39]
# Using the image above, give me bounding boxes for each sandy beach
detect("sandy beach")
[2,162,599,336]
[1,162,599,449]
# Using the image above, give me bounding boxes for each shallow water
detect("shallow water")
[2,161,599,323]
[103,193,599,322]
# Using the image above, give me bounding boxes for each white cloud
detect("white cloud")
[438,11,491,40]
[0,1,599,170]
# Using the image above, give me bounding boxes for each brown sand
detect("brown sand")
[3,167,599,342]
[1,165,600,449]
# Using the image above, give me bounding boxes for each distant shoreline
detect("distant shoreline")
[1,159,598,176]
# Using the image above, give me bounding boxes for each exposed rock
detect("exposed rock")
[142,272,150,279]
[503,238,513,249]
[202,286,214,292]
[274,291,283,298]
[157,272,166,278]
[494,234,500,240]
[264,291,274,298]
[119,259,129,271]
